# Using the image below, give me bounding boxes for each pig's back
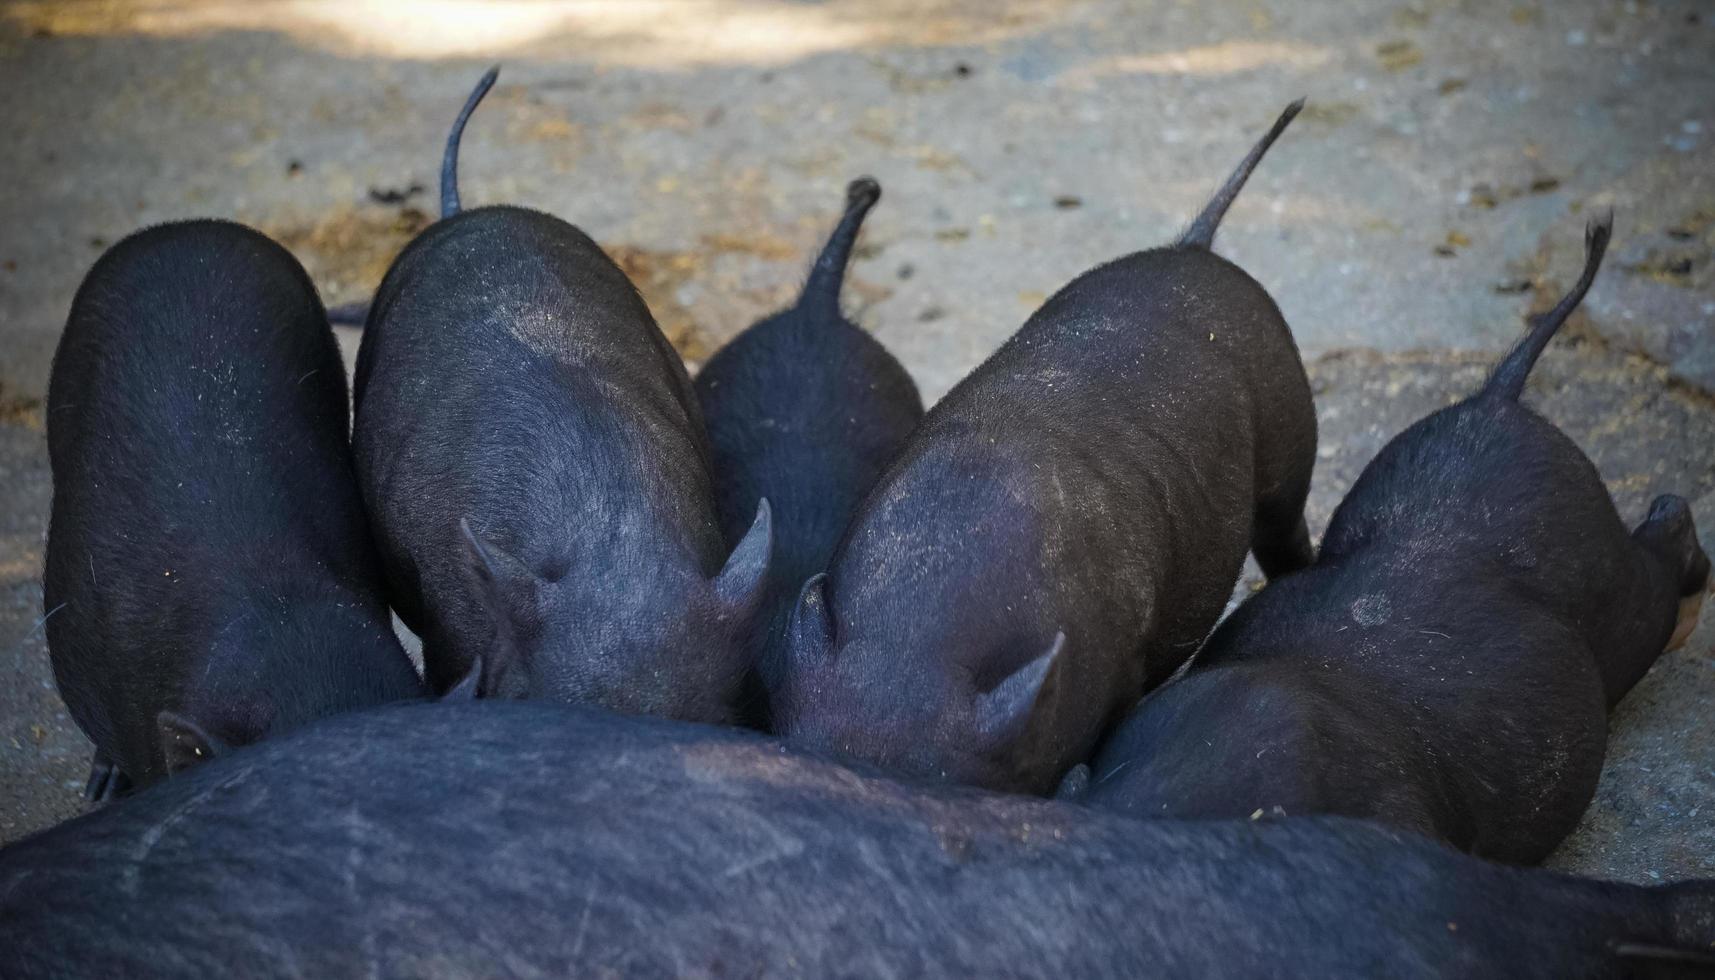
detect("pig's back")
[48,221,355,538]
[952,247,1298,431]
[355,207,712,509]
[1319,398,1636,613]
[0,700,1689,980]
[893,246,1307,537]
[45,220,370,594]
[356,205,699,434]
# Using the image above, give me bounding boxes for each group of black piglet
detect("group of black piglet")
[7,65,1713,977]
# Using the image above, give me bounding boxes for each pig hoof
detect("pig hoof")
[1667,588,1707,652]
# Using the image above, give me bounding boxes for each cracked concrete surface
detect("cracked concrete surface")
[1,0,1712,881]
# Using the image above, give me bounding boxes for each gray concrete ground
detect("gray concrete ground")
[0,0,1712,881]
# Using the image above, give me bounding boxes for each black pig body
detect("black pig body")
[1,701,1712,979]
[1065,217,1712,863]
[43,220,423,796]
[694,178,924,727]
[772,102,1317,791]
[352,68,771,717]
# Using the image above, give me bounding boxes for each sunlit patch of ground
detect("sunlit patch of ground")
[1056,40,1333,87]
[5,0,1077,64]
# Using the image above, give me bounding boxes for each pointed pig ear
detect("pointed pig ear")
[459,518,537,686]
[156,710,231,776]
[713,499,773,622]
[786,573,835,672]
[460,519,538,610]
[441,654,483,701]
[1055,763,1093,802]
[974,631,1066,749]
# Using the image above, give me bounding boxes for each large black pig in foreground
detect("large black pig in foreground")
[41,221,424,799]
[0,701,1711,979]
[770,101,1317,792]
[352,68,771,717]
[695,177,924,727]
[1061,216,1714,864]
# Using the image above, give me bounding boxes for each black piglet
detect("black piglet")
[44,220,425,797]
[695,177,924,728]
[352,67,772,720]
[770,101,1318,792]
